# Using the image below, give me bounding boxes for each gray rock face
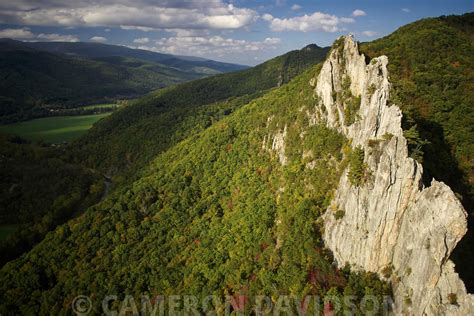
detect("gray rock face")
[314,36,474,315]
[262,115,288,165]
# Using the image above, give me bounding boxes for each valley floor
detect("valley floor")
[0,113,110,143]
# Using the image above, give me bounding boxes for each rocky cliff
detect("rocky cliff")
[314,36,474,315]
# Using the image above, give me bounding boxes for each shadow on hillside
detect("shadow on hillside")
[415,118,474,292]
[452,219,474,293]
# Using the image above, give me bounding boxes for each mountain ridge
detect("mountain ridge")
[0,42,330,270]
[0,39,248,123]
[67,43,330,181]
[19,40,249,73]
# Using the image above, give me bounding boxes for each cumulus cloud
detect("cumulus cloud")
[261,13,274,22]
[165,29,210,37]
[37,33,79,42]
[291,4,302,11]
[134,35,281,58]
[340,17,355,23]
[402,8,411,13]
[120,25,156,32]
[262,37,281,44]
[352,9,366,17]
[0,27,78,41]
[362,30,377,37]
[268,12,354,32]
[90,36,107,42]
[133,37,149,44]
[0,27,34,39]
[0,0,258,31]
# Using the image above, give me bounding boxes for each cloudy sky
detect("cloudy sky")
[0,0,472,65]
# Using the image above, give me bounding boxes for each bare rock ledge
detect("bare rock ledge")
[315,36,474,315]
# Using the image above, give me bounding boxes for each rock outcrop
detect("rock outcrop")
[314,36,474,315]
[262,115,288,165]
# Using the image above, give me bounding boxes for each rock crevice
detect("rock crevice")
[315,35,474,315]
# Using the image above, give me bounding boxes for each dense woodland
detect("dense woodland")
[0,44,330,266]
[0,134,104,266]
[0,12,473,313]
[0,40,243,123]
[22,41,247,74]
[67,44,329,183]
[0,62,390,315]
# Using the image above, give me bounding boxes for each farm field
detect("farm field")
[0,113,110,143]
[79,103,119,110]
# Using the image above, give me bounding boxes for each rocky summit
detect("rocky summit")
[317,35,474,315]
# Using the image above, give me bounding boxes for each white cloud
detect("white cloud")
[0,26,79,42]
[268,12,354,33]
[90,36,107,42]
[165,29,210,37]
[262,13,274,22]
[36,33,79,42]
[291,4,302,11]
[263,37,281,44]
[402,8,411,13]
[352,9,366,17]
[0,27,34,39]
[0,0,258,31]
[142,35,281,58]
[362,30,377,37]
[133,37,149,44]
[120,25,156,32]
[340,17,355,24]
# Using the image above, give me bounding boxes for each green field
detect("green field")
[80,103,119,110]
[0,113,110,143]
[0,225,19,241]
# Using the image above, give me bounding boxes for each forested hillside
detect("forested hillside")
[0,43,328,267]
[24,41,247,74]
[68,44,329,182]
[0,40,245,123]
[0,134,104,265]
[0,60,390,315]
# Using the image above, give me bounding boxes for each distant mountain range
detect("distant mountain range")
[0,39,248,123]
[20,41,248,74]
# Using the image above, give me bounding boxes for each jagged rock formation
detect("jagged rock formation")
[314,36,474,315]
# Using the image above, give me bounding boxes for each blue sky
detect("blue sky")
[0,0,472,65]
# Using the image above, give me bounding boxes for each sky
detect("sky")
[0,0,472,65]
